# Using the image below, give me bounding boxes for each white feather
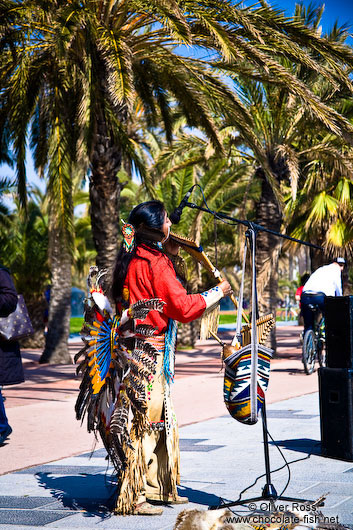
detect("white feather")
[92,291,113,313]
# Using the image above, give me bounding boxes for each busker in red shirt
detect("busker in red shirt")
[112,200,232,515]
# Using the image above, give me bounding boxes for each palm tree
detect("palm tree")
[72,188,96,290]
[0,178,12,231]
[148,124,254,264]
[0,186,50,347]
[3,0,353,274]
[0,7,79,362]
[286,154,353,268]
[0,0,226,271]
[3,0,353,361]
[131,121,255,343]
[152,124,255,303]
[71,172,141,289]
[223,6,353,349]
[284,9,353,270]
[0,0,238,364]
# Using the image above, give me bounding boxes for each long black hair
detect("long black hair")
[112,200,166,302]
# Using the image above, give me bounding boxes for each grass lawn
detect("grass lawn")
[70,317,83,334]
[219,311,297,324]
[219,313,237,324]
[70,311,296,334]
[71,314,239,332]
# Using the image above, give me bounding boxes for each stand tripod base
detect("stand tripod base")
[209,401,322,511]
[211,491,319,510]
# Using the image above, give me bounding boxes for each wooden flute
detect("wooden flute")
[169,232,249,324]
[168,232,275,354]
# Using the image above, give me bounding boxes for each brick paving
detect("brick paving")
[1,325,351,528]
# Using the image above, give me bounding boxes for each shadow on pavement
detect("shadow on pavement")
[177,485,229,507]
[35,473,229,514]
[270,367,307,375]
[35,472,117,518]
[270,438,321,456]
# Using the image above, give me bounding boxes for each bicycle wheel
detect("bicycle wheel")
[317,318,326,367]
[317,339,326,367]
[302,329,316,374]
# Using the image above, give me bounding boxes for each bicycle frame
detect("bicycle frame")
[302,305,325,374]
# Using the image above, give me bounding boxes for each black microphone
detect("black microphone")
[169,185,195,224]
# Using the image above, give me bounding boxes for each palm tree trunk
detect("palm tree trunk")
[178,321,198,349]
[39,225,72,364]
[20,296,46,349]
[89,118,124,273]
[255,169,282,351]
[310,246,326,272]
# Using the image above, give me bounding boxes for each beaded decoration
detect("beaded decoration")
[147,372,154,401]
[150,420,165,431]
[122,223,135,253]
[163,318,178,384]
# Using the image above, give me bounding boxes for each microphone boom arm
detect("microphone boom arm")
[184,202,323,251]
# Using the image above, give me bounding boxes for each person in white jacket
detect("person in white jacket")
[301,257,345,332]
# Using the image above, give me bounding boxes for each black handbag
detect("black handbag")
[0,294,34,341]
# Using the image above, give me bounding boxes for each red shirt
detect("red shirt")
[296,286,304,298]
[124,245,206,334]
[296,285,304,307]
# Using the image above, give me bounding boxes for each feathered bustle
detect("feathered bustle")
[130,298,165,319]
[135,324,157,337]
[75,266,164,475]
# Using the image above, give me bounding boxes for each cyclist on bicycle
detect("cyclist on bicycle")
[301,257,346,333]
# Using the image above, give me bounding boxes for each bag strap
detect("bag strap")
[232,237,247,346]
[231,227,260,423]
[0,264,11,274]
[249,228,259,423]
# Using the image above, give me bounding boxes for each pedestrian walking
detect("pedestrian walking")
[0,265,24,445]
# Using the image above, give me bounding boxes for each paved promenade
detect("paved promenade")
[0,325,352,529]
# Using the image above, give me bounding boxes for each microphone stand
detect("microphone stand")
[184,201,322,250]
[182,201,323,512]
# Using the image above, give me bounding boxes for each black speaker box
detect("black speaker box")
[319,367,353,461]
[325,295,353,369]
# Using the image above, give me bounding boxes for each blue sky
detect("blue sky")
[1,0,353,196]
[272,0,353,36]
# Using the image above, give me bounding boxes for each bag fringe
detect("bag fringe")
[199,305,220,340]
